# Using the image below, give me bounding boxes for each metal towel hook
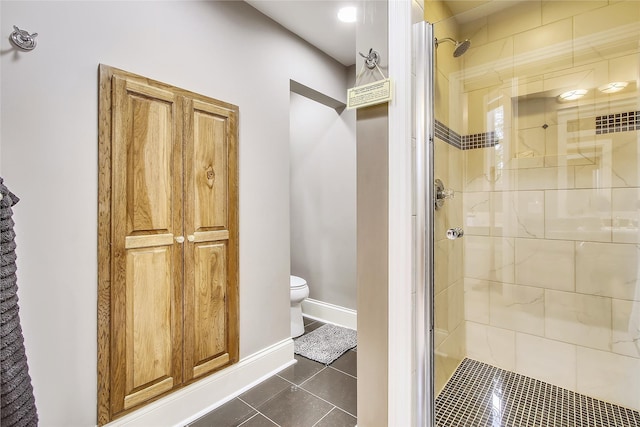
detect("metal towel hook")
[10,26,38,51]
[359,48,380,69]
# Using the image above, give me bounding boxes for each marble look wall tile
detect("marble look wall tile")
[463,191,491,236]
[514,98,546,131]
[435,324,465,395]
[609,53,639,84]
[612,298,640,359]
[515,333,577,391]
[545,189,612,242]
[435,327,448,349]
[490,283,544,336]
[541,0,607,26]
[465,236,515,283]
[515,75,544,99]
[574,163,607,190]
[448,280,464,333]
[514,18,573,77]
[464,278,490,324]
[464,149,516,193]
[435,287,449,333]
[436,237,464,294]
[515,238,574,291]
[576,241,640,301]
[515,166,574,191]
[435,70,451,128]
[487,0,540,43]
[545,290,612,351]
[491,191,544,238]
[515,127,545,159]
[435,239,450,295]
[466,88,489,135]
[577,346,640,411]
[542,58,608,97]
[465,321,515,371]
[462,37,514,93]
[612,188,640,244]
[610,132,640,188]
[574,2,640,65]
[433,16,461,79]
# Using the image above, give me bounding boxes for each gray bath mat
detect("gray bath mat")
[294,324,357,365]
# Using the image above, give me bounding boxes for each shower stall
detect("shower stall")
[416,1,640,425]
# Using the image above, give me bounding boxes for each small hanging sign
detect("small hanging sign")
[347,78,392,110]
[347,48,392,110]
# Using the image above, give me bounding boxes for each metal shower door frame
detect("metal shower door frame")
[414,20,436,427]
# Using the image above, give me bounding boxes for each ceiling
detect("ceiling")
[244,0,359,67]
[243,1,506,67]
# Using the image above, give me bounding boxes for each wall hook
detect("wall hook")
[359,48,380,70]
[10,26,37,51]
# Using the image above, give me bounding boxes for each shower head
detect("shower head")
[435,37,471,57]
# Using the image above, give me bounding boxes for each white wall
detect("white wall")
[0,2,349,425]
[289,92,357,310]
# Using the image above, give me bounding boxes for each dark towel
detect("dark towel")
[0,177,38,427]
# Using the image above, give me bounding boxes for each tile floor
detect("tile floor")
[436,358,640,427]
[187,318,357,427]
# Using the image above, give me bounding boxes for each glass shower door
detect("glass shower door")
[426,1,640,426]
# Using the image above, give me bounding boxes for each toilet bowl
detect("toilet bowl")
[290,275,309,338]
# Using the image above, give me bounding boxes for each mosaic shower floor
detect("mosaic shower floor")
[436,358,640,427]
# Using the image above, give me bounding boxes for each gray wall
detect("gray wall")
[289,92,357,310]
[0,2,348,425]
[356,1,390,425]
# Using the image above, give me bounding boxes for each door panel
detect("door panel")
[192,99,230,231]
[110,75,183,415]
[127,94,173,234]
[189,242,230,379]
[123,247,174,409]
[183,96,238,381]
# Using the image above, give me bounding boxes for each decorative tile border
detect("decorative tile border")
[435,120,498,150]
[435,120,462,149]
[436,358,640,427]
[596,111,640,134]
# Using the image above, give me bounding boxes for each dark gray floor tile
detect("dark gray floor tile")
[239,375,292,408]
[314,408,357,427]
[278,355,325,385]
[329,350,357,378]
[238,413,278,427]
[304,321,324,333]
[188,398,256,427]
[257,385,333,427]
[301,367,357,416]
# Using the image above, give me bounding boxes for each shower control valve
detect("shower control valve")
[435,178,455,210]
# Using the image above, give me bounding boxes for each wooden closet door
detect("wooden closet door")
[110,76,184,414]
[182,97,239,381]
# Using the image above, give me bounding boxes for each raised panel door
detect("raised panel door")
[110,75,184,415]
[182,97,239,381]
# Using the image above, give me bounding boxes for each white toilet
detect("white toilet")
[290,275,309,338]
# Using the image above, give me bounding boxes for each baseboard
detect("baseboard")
[104,338,295,427]
[301,298,357,330]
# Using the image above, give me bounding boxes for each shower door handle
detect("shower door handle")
[446,227,464,240]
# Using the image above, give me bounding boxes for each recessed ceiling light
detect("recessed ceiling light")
[558,89,588,101]
[338,6,357,23]
[598,81,628,94]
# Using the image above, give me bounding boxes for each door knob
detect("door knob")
[175,236,185,243]
[187,235,195,242]
[446,227,464,240]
